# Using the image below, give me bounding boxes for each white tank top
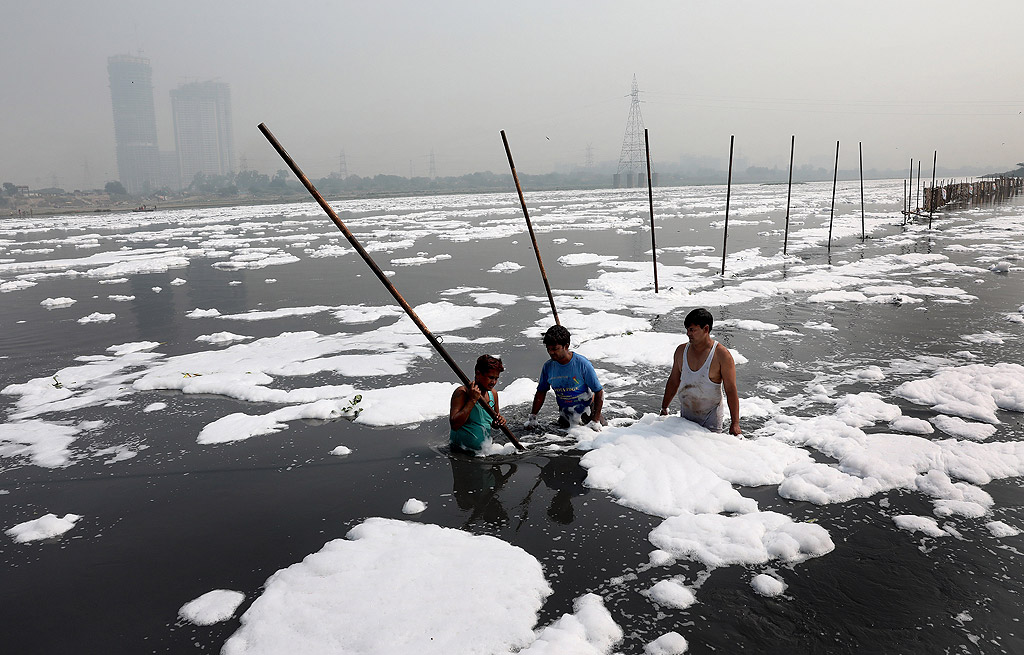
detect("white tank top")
[678,340,725,431]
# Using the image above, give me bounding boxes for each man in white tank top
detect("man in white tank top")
[660,308,741,435]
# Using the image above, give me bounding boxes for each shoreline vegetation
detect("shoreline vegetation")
[4,163,1021,219]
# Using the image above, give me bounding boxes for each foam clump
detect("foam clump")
[77,312,115,324]
[986,521,1020,538]
[41,297,76,308]
[401,498,426,514]
[895,363,1024,423]
[649,511,834,568]
[643,631,689,655]
[751,573,787,597]
[518,593,623,655]
[329,445,351,457]
[179,589,245,625]
[6,513,81,543]
[645,578,696,609]
[892,515,947,537]
[222,518,551,655]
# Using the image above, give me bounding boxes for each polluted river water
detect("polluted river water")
[1,179,1024,653]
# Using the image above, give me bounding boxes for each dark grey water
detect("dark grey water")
[1,183,1023,653]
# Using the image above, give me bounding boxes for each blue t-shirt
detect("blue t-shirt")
[537,353,602,414]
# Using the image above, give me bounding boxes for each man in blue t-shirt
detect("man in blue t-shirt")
[526,325,605,430]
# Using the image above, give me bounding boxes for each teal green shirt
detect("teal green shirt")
[450,391,495,451]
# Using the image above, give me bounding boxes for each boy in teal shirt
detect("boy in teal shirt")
[449,355,508,452]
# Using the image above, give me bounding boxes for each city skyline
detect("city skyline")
[3,2,1024,190]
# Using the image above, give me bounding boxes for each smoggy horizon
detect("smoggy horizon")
[4,1,1023,190]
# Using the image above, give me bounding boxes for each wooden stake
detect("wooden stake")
[258,123,524,450]
[721,135,734,276]
[500,130,560,325]
[644,129,658,293]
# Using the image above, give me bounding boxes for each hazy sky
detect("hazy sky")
[4,0,1023,189]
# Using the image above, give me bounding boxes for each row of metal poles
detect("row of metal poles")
[720,136,865,273]
[255,123,1016,449]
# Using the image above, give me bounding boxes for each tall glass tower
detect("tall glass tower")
[171,81,235,186]
[107,54,161,194]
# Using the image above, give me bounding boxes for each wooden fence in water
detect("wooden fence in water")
[917,176,1023,214]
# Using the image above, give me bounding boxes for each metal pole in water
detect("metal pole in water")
[783,135,794,255]
[929,150,936,228]
[916,160,921,213]
[500,130,560,326]
[859,141,865,240]
[645,128,659,293]
[258,123,524,450]
[721,135,734,276]
[828,140,839,253]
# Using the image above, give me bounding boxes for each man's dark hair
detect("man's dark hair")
[684,308,714,331]
[475,354,505,374]
[542,325,571,347]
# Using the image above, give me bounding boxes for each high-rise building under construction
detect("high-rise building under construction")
[107,54,162,194]
[170,81,235,186]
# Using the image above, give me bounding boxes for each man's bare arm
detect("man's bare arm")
[530,390,547,415]
[661,346,684,415]
[450,384,480,430]
[720,349,741,435]
[591,389,604,423]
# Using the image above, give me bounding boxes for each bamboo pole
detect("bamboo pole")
[783,135,794,255]
[828,140,839,253]
[644,129,658,293]
[721,135,734,276]
[859,141,865,240]
[258,123,524,451]
[500,130,560,326]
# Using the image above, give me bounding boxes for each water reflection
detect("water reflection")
[448,453,590,528]
[449,454,516,527]
[538,455,589,524]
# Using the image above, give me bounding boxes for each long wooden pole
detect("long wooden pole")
[500,130,559,326]
[859,141,865,240]
[644,128,658,293]
[258,123,524,450]
[721,135,734,276]
[929,150,937,229]
[783,135,794,255]
[828,140,839,253]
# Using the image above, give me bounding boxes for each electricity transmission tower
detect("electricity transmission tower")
[614,74,646,187]
[429,150,436,178]
[338,150,348,178]
[585,143,594,169]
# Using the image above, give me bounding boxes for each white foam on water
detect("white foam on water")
[221,518,551,655]
[401,499,426,514]
[179,590,245,626]
[518,593,623,655]
[77,312,115,324]
[893,515,948,538]
[894,363,1024,424]
[645,578,697,610]
[40,297,76,308]
[750,573,787,597]
[6,513,81,543]
[644,631,689,655]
